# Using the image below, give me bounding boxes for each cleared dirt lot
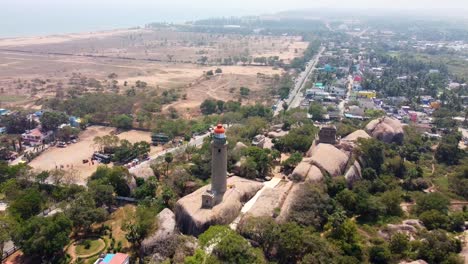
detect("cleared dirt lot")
[28,126,158,184]
[0,28,304,110]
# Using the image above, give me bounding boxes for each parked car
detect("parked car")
[57,142,67,148]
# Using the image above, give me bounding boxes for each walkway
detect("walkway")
[229,177,282,230]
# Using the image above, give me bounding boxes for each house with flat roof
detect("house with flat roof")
[94,253,129,264]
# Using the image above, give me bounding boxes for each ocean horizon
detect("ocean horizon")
[0,6,258,38]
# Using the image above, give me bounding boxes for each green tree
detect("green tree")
[198,226,264,264]
[240,87,250,97]
[200,99,218,115]
[1,112,36,134]
[89,166,131,197]
[13,213,72,259]
[111,114,133,129]
[419,210,449,230]
[122,205,157,258]
[57,126,79,142]
[308,102,325,121]
[8,188,43,220]
[418,230,463,264]
[281,152,303,173]
[357,138,385,174]
[40,111,68,131]
[65,193,107,235]
[288,184,333,229]
[415,192,450,215]
[389,233,409,255]
[369,244,391,264]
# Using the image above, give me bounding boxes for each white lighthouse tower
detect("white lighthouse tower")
[202,124,228,208]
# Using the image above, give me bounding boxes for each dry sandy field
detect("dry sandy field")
[0,28,306,113]
[28,125,157,184]
[0,28,307,63]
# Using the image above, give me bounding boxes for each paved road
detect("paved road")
[129,132,210,176]
[338,75,354,119]
[274,46,325,116]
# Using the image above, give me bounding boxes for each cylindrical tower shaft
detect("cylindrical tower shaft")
[211,140,227,195]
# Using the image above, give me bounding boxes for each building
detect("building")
[94,253,129,264]
[202,124,228,209]
[21,128,53,146]
[318,126,337,144]
[357,91,376,99]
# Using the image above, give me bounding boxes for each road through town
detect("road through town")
[274,46,325,116]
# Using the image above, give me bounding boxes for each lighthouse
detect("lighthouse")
[201,124,228,208]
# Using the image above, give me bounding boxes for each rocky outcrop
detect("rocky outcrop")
[276,183,303,223]
[244,181,293,219]
[290,162,312,182]
[366,117,404,144]
[306,165,323,183]
[175,176,263,236]
[309,144,350,177]
[341,130,371,143]
[344,161,362,186]
[141,208,177,257]
[233,142,247,153]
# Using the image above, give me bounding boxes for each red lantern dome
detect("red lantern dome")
[214,124,225,134]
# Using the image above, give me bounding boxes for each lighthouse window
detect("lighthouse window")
[218,149,221,152]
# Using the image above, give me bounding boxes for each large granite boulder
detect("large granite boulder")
[341,130,371,143]
[344,161,362,186]
[306,165,323,183]
[366,117,404,144]
[276,183,303,223]
[309,144,350,177]
[141,208,177,257]
[175,176,263,236]
[290,162,312,182]
[244,180,293,219]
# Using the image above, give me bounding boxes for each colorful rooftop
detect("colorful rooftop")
[97,253,129,264]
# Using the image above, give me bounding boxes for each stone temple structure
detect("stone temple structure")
[318,125,337,144]
[202,124,228,208]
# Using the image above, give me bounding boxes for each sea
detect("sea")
[0,5,255,38]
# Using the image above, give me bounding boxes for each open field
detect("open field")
[0,28,307,63]
[0,28,304,114]
[28,126,157,184]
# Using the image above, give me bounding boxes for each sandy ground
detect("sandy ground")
[28,126,159,185]
[0,28,144,47]
[28,126,114,184]
[117,129,162,156]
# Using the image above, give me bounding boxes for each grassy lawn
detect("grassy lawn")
[99,204,135,250]
[0,192,5,199]
[75,238,105,256]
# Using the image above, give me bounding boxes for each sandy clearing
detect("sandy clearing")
[28,126,161,185]
[117,130,163,156]
[0,28,146,47]
[28,126,114,184]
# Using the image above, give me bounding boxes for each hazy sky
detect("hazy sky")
[6,0,468,14]
[2,0,468,37]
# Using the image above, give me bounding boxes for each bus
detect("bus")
[92,152,111,164]
[151,133,170,146]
